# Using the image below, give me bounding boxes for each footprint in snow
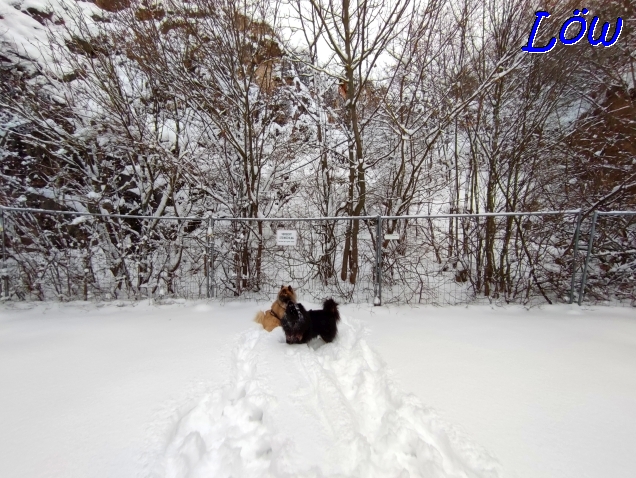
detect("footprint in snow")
[159,316,502,478]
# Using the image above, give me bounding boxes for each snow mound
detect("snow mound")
[158,315,502,478]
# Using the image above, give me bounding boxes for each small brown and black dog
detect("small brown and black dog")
[254,285,297,332]
[281,299,340,344]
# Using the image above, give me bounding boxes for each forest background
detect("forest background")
[0,0,634,303]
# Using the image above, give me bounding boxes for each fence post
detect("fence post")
[1,209,7,298]
[578,210,599,306]
[375,214,382,306]
[568,210,583,304]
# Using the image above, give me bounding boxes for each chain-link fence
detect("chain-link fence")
[0,206,633,306]
[0,208,208,301]
[379,211,581,305]
[576,211,636,306]
[208,217,379,303]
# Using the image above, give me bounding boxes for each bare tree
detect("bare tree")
[289,0,411,284]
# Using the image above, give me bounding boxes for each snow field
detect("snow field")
[362,304,636,478]
[1,301,636,478]
[0,301,248,478]
[159,314,501,478]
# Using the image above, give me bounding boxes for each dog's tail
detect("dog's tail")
[254,310,266,325]
[323,298,340,321]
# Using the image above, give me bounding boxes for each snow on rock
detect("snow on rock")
[0,0,50,64]
[159,315,501,478]
[0,0,103,66]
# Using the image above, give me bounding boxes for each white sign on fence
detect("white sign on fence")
[384,233,400,240]
[276,230,297,246]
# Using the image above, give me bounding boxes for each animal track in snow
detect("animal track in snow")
[159,316,502,478]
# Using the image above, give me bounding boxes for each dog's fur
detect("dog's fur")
[254,285,297,332]
[281,299,340,344]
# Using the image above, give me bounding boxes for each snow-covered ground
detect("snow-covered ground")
[0,301,635,478]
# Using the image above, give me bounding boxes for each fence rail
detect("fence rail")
[578,211,636,306]
[0,206,634,306]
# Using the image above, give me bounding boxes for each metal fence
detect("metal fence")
[0,206,634,306]
[576,211,636,306]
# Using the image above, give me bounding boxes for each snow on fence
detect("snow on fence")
[0,206,634,306]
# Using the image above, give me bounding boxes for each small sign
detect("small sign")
[384,233,399,240]
[276,230,297,246]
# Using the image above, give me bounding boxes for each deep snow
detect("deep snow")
[157,311,500,478]
[362,305,636,478]
[0,301,635,478]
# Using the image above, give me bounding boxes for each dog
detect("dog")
[254,285,297,332]
[280,298,340,344]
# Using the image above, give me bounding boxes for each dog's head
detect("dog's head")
[277,285,297,304]
[281,301,308,344]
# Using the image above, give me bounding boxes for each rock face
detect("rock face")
[134,7,165,21]
[94,0,131,12]
[568,85,636,209]
[24,7,54,25]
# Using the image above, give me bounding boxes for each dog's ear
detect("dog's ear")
[288,285,293,292]
[280,285,285,290]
